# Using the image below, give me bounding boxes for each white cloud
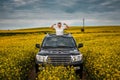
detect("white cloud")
[100,1,112,6]
[56,0,78,7]
[100,0,119,6]
[0,0,120,29]
[12,0,39,7]
[0,18,119,29]
[0,19,79,26]
[89,0,97,3]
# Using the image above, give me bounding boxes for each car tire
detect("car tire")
[35,64,39,73]
[76,64,83,79]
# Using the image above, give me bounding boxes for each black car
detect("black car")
[35,34,83,77]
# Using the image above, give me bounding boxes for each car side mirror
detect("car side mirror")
[36,44,40,48]
[78,43,83,48]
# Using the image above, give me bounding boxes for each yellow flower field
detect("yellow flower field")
[0,26,120,80]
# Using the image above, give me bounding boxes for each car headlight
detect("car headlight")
[36,55,48,62]
[71,54,82,62]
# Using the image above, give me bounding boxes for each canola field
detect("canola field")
[0,26,120,80]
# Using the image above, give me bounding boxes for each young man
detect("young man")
[51,22,69,35]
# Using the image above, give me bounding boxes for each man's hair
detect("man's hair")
[58,22,61,24]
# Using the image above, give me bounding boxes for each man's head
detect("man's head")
[57,22,62,27]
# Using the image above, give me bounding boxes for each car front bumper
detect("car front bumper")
[35,60,83,70]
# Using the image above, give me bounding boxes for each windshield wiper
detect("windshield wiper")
[42,46,56,48]
[42,46,74,48]
[56,46,74,48]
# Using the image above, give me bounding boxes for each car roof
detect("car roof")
[46,33,72,37]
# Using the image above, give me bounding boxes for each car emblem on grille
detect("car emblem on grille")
[47,57,51,62]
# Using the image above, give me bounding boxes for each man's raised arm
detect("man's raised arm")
[51,24,56,29]
[63,23,69,29]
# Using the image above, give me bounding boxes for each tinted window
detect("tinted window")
[42,37,76,48]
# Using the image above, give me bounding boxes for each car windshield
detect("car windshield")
[42,36,76,48]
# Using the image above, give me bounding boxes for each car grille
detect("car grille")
[47,55,71,65]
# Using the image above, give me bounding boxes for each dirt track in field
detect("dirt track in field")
[28,67,88,80]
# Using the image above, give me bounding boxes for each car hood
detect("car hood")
[38,48,80,55]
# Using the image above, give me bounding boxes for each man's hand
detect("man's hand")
[51,24,56,29]
[53,24,56,26]
[63,23,69,29]
[63,23,67,25]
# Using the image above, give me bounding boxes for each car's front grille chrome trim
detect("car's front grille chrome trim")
[47,55,71,65]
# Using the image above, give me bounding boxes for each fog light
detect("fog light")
[74,66,80,70]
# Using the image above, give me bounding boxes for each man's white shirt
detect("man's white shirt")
[53,25,66,35]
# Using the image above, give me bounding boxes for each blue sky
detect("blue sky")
[0,0,120,30]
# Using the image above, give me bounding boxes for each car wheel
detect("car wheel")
[76,64,83,79]
[35,64,39,73]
